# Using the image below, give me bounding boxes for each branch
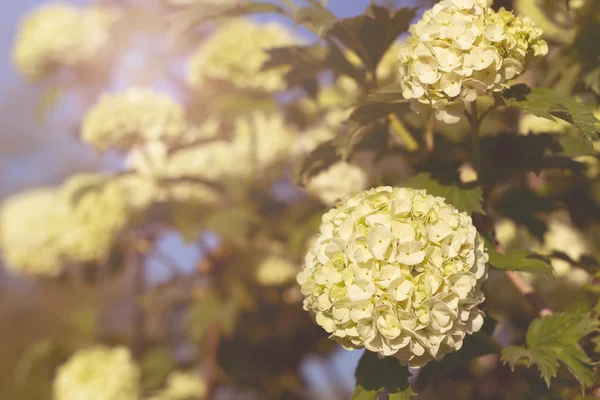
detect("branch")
[129,249,146,360]
[504,270,553,317]
[203,322,222,398]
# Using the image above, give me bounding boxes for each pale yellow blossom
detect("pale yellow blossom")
[53,346,140,400]
[187,19,298,92]
[12,3,116,81]
[298,186,488,367]
[82,88,188,152]
[398,0,547,123]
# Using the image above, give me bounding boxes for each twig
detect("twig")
[504,271,553,317]
[129,249,146,360]
[203,322,222,398]
[468,101,483,184]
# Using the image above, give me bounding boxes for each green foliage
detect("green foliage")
[485,237,553,275]
[351,351,414,400]
[203,206,259,246]
[502,84,600,145]
[350,84,409,125]
[502,311,600,390]
[327,5,416,72]
[67,306,96,336]
[188,294,239,342]
[401,173,485,215]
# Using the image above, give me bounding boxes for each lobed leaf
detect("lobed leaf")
[502,85,600,145]
[501,311,600,390]
[352,351,414,400]
[401,173,485,215]
[485,238,553,275]
[326,5,416,71]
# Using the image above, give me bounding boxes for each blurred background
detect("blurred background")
[0,1,415,399]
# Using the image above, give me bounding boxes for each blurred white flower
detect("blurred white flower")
[306,161,370,205]
[150,371,206,400]
[82,88,188,152]
[255,256,298,286]
[0,188,66,277]
[57,174,135,264]
[297,186,488,367]
[187,19,298,92]
[53,346,140,400]
[398,0,547,123]
[127,112,295,186]
[12,3,116,81]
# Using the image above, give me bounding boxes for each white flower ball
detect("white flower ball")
[187,19,298,92]
[57,174,133,264]
[81,88,188,152]
[12,3,116,81]
[53,346,140,400]
[0,188,66,277]
[306,161,370,205]
[297,186,488,367]
[398,0,548,124]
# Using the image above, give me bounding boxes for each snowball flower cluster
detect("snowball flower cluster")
[0,188,66,277]
[53,346,140,400]
[127,112,295,184]
[57,174,134,264]
[398,0,548,123]
[306,161,370,205]
[297,186,488,367]
[82,88,188,152]
[187,19,298,92]
[151,371,206,400]
[12,3,115,81]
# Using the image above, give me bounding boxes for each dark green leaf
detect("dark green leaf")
[352,351,414,400]
[401,173,485,215]
[294,138,339,184]
[203,206,258,245]
[350,102,408,125]
[485,237,553,275]
[327,6,416,70]
[502,85,600,145]
[502,311,600,390]
[365,83,408,103]
[481,133,587,178]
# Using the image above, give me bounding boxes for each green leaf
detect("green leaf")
[294,138,340,184]
[188,294,239,341]
[352,351,414,400]
[401,173,485,215]
[365,83,409,103]
[294,1,337,36]
[203,206,258,245]
[502,311,600,390]
[480,134,587,178]
[485,237,553,275]
[140,347,175,390]
[502,84,600,145]
[67,306,96,336]
[327,6,416,70]
[349,84,410,126]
